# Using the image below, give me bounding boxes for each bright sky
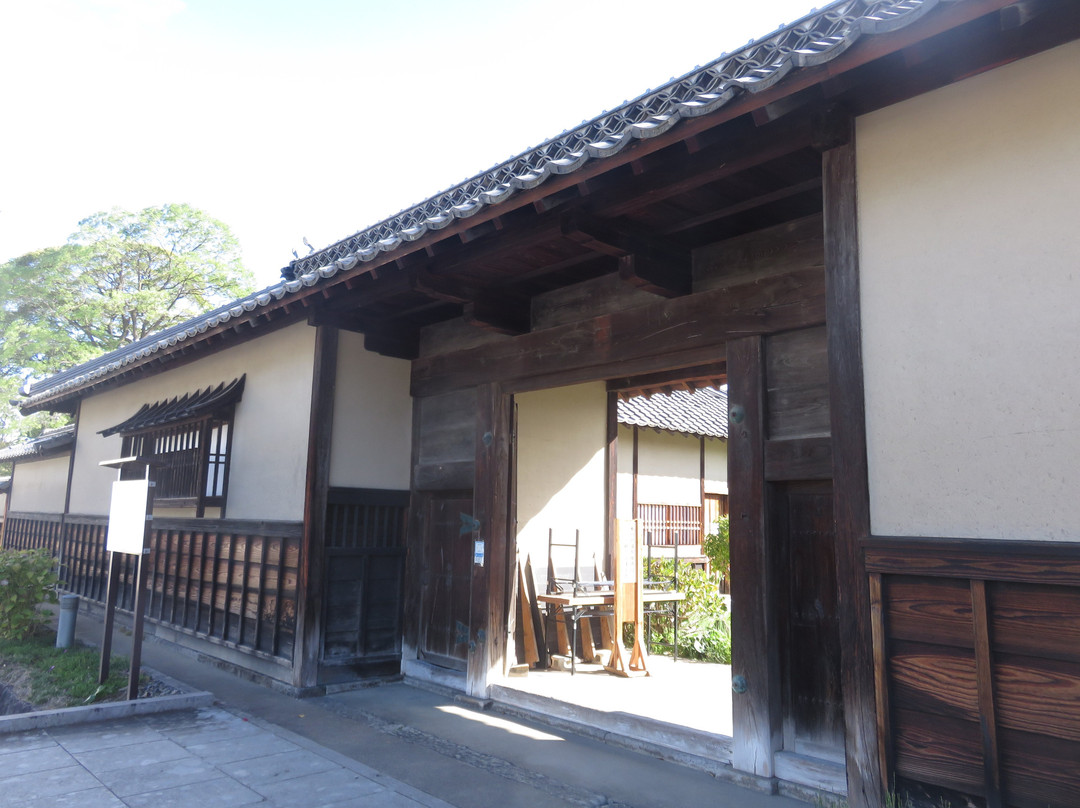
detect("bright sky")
[1,0,822,290]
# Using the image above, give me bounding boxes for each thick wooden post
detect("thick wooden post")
[728,335,781,777]
[823,121,884,806]
[293,325,338,690]
[466,382,511,698]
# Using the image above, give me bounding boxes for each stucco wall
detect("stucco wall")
[615,425,727,518]
[516,383,607,589]
[9,455,70,514]
[329,330,412,491]
[69,322,316,521]
[857,40,1080,541]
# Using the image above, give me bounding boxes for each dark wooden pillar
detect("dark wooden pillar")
[823,122,883,805]
[293,325,339,690]
[467,382,511,697]
[606,391,618,577]
[728,335,782,776]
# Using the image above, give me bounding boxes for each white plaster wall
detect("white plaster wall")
[516,383,607,588]
[9,455,70,513]
[857,40,1080,541]
[329,330,412,491]
[616,426,727,518]
[69,322,316,520]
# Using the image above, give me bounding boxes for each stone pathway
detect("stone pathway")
[0,706,454,808]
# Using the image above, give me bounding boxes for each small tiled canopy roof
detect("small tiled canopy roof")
[0,425,76,462]
[99,376,245,437]
[618,387,728,439]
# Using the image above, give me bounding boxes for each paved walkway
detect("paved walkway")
[0,705,452,808]
[0,608,810,808]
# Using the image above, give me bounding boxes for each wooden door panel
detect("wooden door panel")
[419,493,473,670]
[774,482,845,761]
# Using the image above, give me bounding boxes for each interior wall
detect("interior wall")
[329,330,413,491]
[9,455,70,513]
[857,40,1080,541]
[69,322,316,520]
[516,383,607,591]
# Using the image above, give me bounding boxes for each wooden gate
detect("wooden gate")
[320,487,409,682]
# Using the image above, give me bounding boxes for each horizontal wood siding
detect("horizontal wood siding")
[866,538,1080,808]
[5,513,300,664]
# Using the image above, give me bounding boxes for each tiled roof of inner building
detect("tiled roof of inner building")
[22,0,951,409]
[0,425,76,463]
[618,388,728,439]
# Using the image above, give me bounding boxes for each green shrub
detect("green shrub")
[701,515,730,583]
[0,549,61,640]
[644,560,731,664]
[0,631,129,707]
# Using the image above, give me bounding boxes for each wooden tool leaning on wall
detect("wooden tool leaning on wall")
[605,518,649,677]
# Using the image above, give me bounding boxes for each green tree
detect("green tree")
[0,204,255,459]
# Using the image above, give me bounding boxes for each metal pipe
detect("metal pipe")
[55,594,79,649]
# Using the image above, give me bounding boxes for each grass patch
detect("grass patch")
[0,628,132,710]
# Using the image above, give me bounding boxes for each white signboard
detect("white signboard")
[106,479,151,555]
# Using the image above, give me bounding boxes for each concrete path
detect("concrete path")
[8,608,810,808]
[0,706,452,808]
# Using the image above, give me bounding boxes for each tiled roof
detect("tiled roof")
[618,387,728,439]
[0,425,76,462]
[22,0,950,409]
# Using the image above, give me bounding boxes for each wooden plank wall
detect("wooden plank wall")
[413,389,478,491]
[5,512,301,663]
[866,538,1080,808]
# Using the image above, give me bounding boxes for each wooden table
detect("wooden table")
[537,589,685,675]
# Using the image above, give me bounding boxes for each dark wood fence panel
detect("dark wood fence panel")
[866,538,1080,808]
[1,512,64,555]
[2,513,300,664]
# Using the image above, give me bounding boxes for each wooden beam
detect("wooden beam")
[728,335,781,776]
[606,391,618,580]
[661,178,822,236]
[467,383,511,698]
[618,254,691,298]
[607,362,727,394]
[293,324,338,691]
[863,537,1080,585]
[869,574,893,802]
[823,127,883,806]
[363,328,420,360]
[971,580,1003,808]
[463,298,530,336]
[412,266,824,397]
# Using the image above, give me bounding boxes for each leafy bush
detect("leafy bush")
[644,560,731,664]
[701,515,730,584]
[0,549,60,640]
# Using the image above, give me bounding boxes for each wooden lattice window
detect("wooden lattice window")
[101,377,244,516]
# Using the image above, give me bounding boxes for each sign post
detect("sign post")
[99,457,157,700]
[605,518,649,677]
